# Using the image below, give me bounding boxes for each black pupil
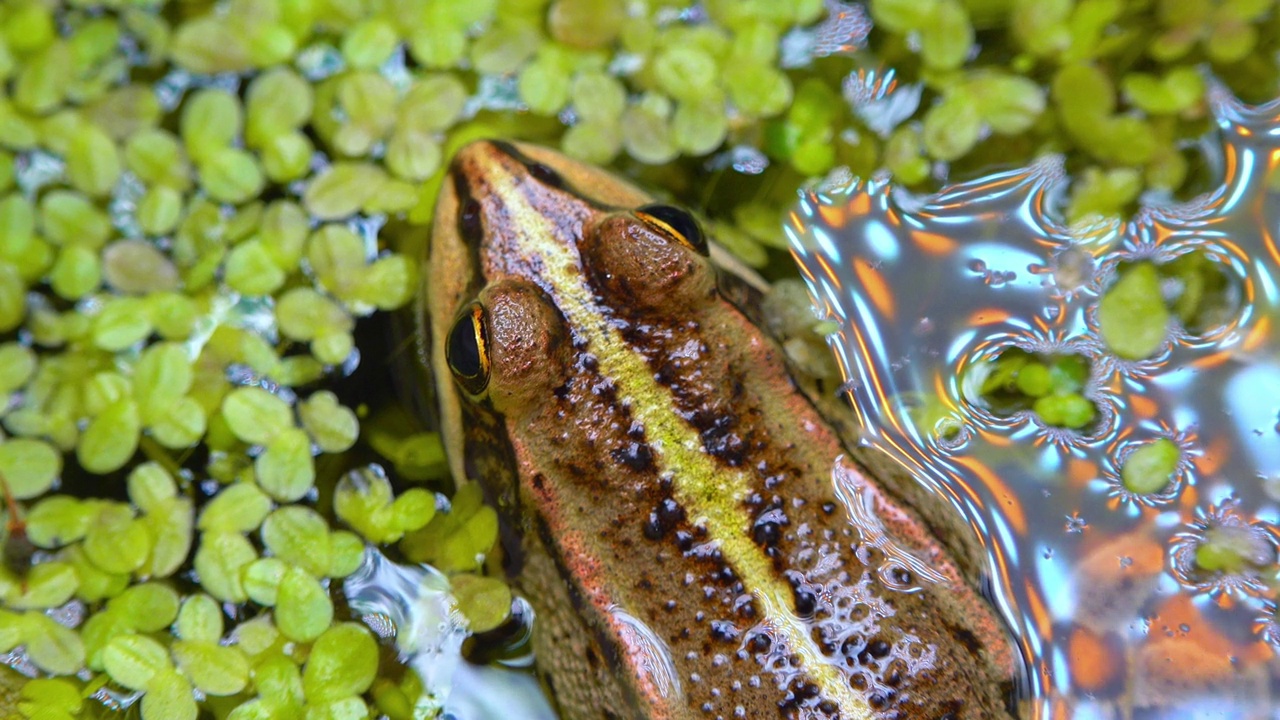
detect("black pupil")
[447,307,483,379]
[638,203,705,253]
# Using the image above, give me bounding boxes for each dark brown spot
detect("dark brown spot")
[793,588,816,616]
[643,498,685,540]
[611,441,654,472]
[866,638,892,659]
[950,626,982,655]
[749,633,771,653]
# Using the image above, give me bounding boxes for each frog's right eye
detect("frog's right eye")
[636,204,708,256]
[447,302,490,396]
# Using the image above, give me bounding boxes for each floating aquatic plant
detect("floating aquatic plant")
[3,0,1280,717]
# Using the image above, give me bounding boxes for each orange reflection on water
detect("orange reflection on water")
[853,258,893,319]
[912,230,957,255]
[1243,314,1270,352]
[953,456,1026,534]
[967,308,1012,326]
[1129,394,1159,420]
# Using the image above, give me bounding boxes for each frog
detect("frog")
[422,139,1018,719]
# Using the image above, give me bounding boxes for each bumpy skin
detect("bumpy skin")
[425,140,1016,719]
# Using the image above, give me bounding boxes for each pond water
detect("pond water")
[786,86,1280,718]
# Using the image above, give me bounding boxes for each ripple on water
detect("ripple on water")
[786,83,1280,718]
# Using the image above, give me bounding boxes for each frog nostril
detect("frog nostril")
[526,161,563,189]
[456,192,484,247]
[490,140,566,189]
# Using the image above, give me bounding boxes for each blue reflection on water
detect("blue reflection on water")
[787,85,1280,717]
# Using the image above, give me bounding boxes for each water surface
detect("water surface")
[786,86,1280,718]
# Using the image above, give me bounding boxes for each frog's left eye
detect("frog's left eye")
[446,302,490,396]
[636,204,707,256]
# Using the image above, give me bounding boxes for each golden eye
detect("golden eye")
[446,301,490,396]
[635,203,707,256]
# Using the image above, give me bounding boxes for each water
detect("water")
[785,85,1280,718]
[342,545,556,720]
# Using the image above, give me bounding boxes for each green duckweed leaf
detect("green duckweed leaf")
[1098,262,1170,359]
[274,566,333,642]
[25,612,85,675]
[77,398,141,475]
[8,561,77,610]
[0,438,61,499]
[114,582,180,633]
[242,557,287,606]
[452,574,512,633]
[193,531,257,603]
[180,89,241,162]
[172,639,249,696]
[20,677,82,714]
[83,504,149,575]
[66,546,129,604]
[922,90,981,161]
[140,670,197,720]
[302,622,378,704]
[400,482,497,572]
[327,531,365,578]
[198,482,273,534]
[224,240,286,297]
[26,496,93,548]
[297,391,359,454]
[141,497,194,578]
[102,239,180,294]
[126,464,178,516]
[1121,438,1181,494]
[261,506,331,577]
[221,386,293,446]
[255,427,316,502]
[91,297,153,351]
[228,615,280,658]
[175,593,223,643]
[104,633,171,690]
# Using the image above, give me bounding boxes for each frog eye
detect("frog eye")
[446,302,490,396]
[636,203,707,256]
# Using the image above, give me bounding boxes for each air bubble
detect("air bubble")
[1064,513,1088,534]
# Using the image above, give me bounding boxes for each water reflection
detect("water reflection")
[786,86,1280,717]
[343,546,555,720]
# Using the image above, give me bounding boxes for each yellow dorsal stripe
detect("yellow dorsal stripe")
[490,169,872,719]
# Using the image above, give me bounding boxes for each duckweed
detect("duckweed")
[1098,262,1172,359]
[2,0,1273,717]
[1121,438,1181,495]
[302,622,379,704]
[175,594,223,643]
[274,566,334,643]
[970,349,1098,429]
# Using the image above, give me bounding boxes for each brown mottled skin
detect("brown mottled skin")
[423,140,1017,719]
